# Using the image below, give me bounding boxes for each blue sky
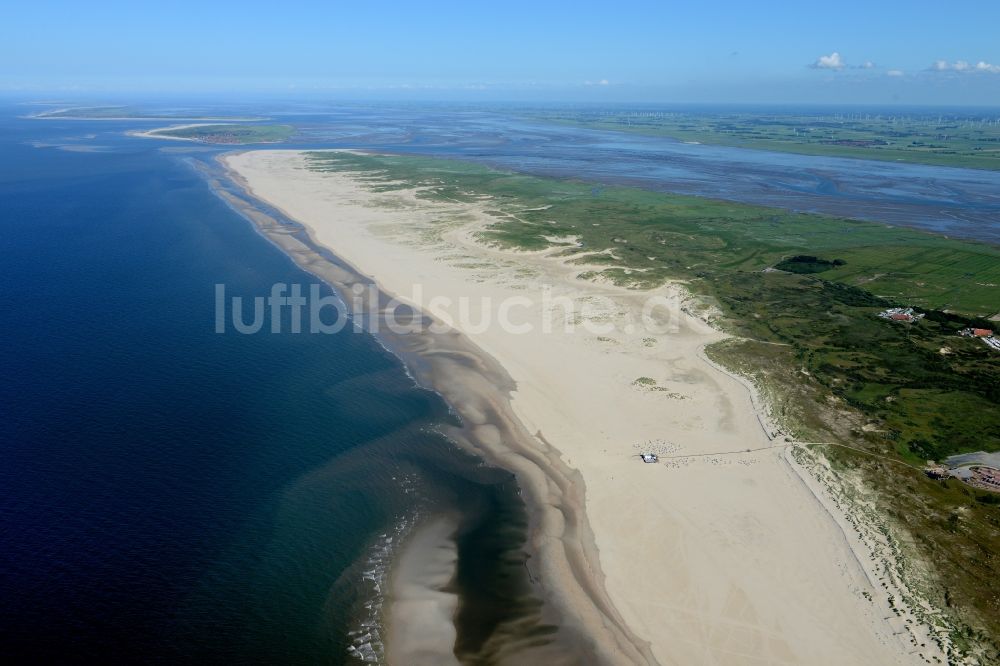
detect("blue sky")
[3,0,1000,104]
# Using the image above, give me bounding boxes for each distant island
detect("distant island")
[136,124,296,144]
[31,106,263,121]
[30,106,291,144]
[528,108,1000,170]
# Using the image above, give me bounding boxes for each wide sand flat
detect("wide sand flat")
[226,150,924,665]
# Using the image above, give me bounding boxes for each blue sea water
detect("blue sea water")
[0,107,538,663]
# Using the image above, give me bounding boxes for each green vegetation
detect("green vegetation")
[711,273,998,462]
[308,150,999,314]
[150,124,295,144]
[307,150,1000,654]
[773,254,846,273]
[525,109,1000,170]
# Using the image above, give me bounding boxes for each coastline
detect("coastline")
[206,154,654,664]
[217,148,938,664]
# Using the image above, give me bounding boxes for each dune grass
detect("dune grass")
[304,149,999,471]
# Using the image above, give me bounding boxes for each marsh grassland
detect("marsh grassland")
[528,109,1000,171]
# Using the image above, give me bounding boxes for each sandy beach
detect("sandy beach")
[223,149,939,665]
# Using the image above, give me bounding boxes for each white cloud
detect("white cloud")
[860,60,875,69]
[931,59,1000,73]
[811,52,845,70]
[887,69,904,77]
[584,79,610,86]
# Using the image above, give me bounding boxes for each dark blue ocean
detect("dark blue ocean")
[0,106,538,664]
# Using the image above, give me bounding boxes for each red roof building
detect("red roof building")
[972,328,993,337]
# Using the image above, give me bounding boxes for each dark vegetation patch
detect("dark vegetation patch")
[774,254,846,273]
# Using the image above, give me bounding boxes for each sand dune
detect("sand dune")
[225,149,935,665]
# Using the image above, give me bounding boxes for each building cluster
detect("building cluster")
[958,327,999,351]
[924,460,1000,494]
[967,466,1000,493]
[877,307,924,323]
[874,308,999,351]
